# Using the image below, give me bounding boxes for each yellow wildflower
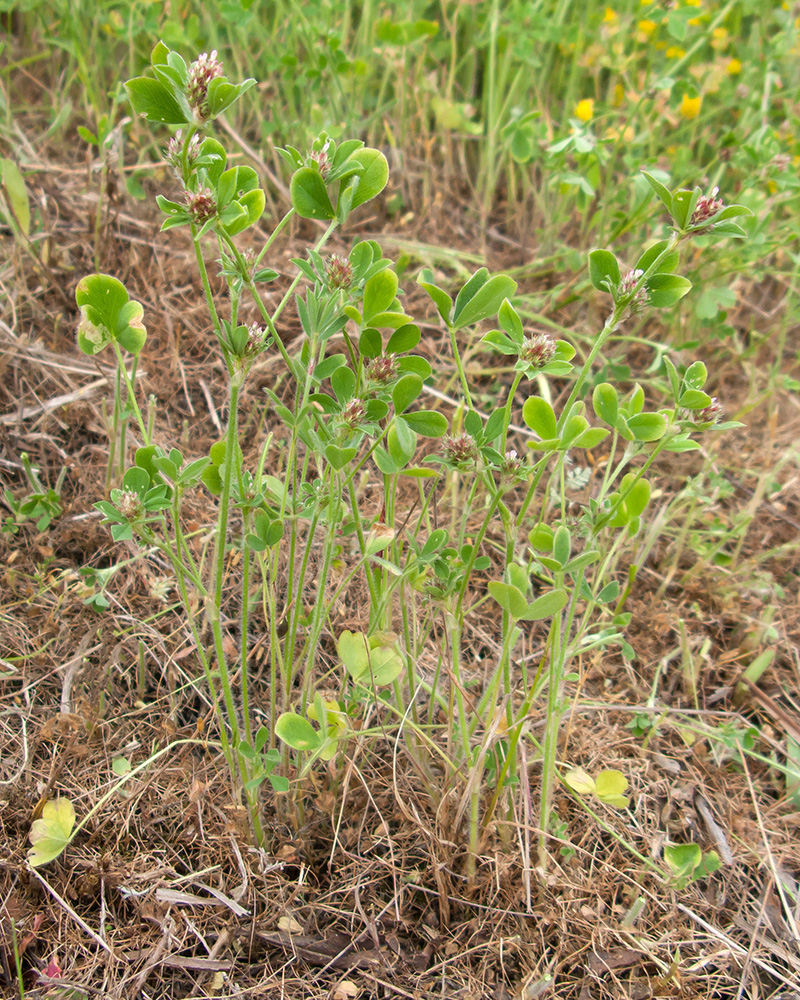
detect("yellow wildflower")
[606,124,635,143]
[688,17,702,26]
[680,93,702,119]
[638,18,657,36]
[727,57,742,75]
[575,98,594,122]
[711,26,729,50]
[666,46,685,58]
[603,7,617,22]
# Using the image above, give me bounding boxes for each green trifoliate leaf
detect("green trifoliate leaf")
[275,713,322,752]
[682,360,708,390]
[126,77,189,125]
[488,581,529,620]
[452,273,518,329]
[522,396,557,440]
[626,412,667,442]
[647,273,692,308]
[588,249,620,292]
[401,411,448,437]
[392,374,423,414]
[592,383,618,426]
[325,445,357,470]
[521,589,569,620]
[619,474,651,517]
[344,148,389,212]
[642,171,674,214]
[552,525,571,566]
[670,187,699,229]
[417,270,453,325]
[497,297,524,343]
[635,239,680,275]
[75,274,147,356]
[363,269,398,323]
[290,167,335,220]
[386,323,421,354]
[337,630,403,687]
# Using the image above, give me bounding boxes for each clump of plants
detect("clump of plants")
[36,41,753,876]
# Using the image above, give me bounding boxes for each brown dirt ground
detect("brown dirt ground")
[1,108,800,1000]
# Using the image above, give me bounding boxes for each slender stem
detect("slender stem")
[298,473,343,689]
[347,479,379,608]
[256,206,295,264]
[447,611,472,765]
[111,342,148,444]
[449,324,473,408]
[240,509,253,746]
[501,371,523,452]
[207,383,243,750]
[538,567,585,870]
[191,230,230,372]
[118,354,137,475]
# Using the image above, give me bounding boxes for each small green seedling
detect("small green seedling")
[2,453,65,533]
[28,798,76,867]
[663,842,722,890]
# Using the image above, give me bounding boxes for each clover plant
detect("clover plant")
[80,41,752,873]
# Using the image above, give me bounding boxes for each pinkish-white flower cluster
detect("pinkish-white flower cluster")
[690,188,724,229]
[187,50,223,120]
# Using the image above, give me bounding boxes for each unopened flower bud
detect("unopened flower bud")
[184,187,217,223]
[166,131,201,176]
[690,187,724,229]
[678,396,724,425]
[340,398,365,428]
[310,144,331,179]
[698,397,724,424]
[519,332,557,369]
[500,449,524,490]
[187,50,223,121]
[326,255,353,290]
[365,355,399,385]
[617,269,649,314]
[444,433,477,464]
[245,323,267,356]
[772,153,791,173]
[115,489,142,520]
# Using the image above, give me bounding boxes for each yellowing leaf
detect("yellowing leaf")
[595,769,629,808]
[1,158,31,236]
[563,767,595,796]
[277,914,303,934]
[28,797,76,867]
[334,981,360,1000]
